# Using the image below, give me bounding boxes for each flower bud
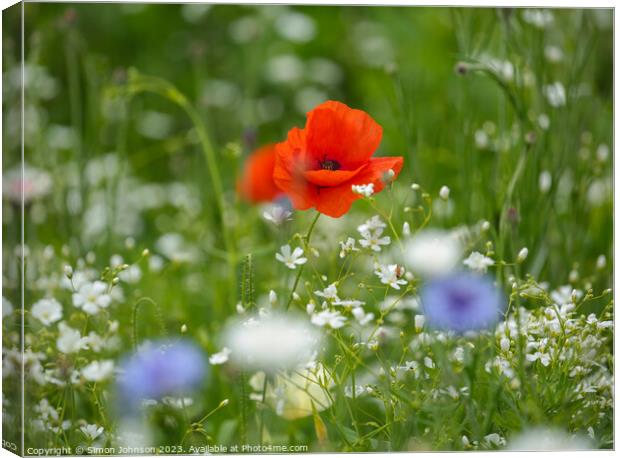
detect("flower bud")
[181,324,188,334]
[414,315,425,332]
[269,290,277,306]
[142,248,150,257]
[481,220,491,232]
[596,255,606,270]
[455,61,469,75]
[410,183,420,191]
[517,247,529,263]
[569,269,579,283]
[402,222,411,237]
[63,265,73,278]
[439,185,450,200]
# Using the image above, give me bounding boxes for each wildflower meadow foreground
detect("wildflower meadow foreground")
[2,3,613,455]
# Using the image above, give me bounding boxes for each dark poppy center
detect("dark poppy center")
[319,158,341,171]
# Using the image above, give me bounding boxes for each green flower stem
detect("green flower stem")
[120,71,238,306]
[285,211,321,310]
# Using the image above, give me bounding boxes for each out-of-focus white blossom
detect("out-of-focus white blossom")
[82,360,115,382]
[31,298,63,326]
[507,427,592,451]
[209,347,232,365]
[404,229,462,277]
[224,313,320,371]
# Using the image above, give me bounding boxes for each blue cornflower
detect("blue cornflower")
[420,273,504,333]
[117,339,207,407]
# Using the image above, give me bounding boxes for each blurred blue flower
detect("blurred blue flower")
[117,339,207,407]
[420,273,504,333]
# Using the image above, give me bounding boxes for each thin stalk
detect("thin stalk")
[285,212,321,310]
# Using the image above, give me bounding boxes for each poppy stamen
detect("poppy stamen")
[320,157,341,171]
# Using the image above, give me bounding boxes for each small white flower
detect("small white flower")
[359,228,391,252]
[596,255,606,270]
[268,290,278,306]
[311,310,346,329]
[209,347,232,365]
[544,45,564,63]
[414,315,425,332]
[475,129,489,149]
[80,424,104,441]
[306,301,316,315]
[517,247,529,263]
[452,347,465,363]
[596,144,609,162]
[314,283,340,302]
[526,352,551,367]
[374,264,407,290]
[82,360,115,382]
[500,337,511,352]
[110,254,124,268]
[484,433,506,447]
[439,185,450,200]
[522,9,554,28]
[357,215,386,234]
[402,222,411,237]
[334,299,364,308]
[539,170,552,193]
[83,331,105,352]
[402,360,419,373]
[351,183,374,198]
[263,205,293,226]
[351,307,374,326]
[424,357,435,369]
[275,244,307,269]
[119,265,142,284]
[544,81,566,107]
[149,254,164,273]
[463,251,494,274]
[338,237,359,258]
[537,115,550,131]
[31,298,63,326]
[72,281,112,315]
[57,322,84,354]
[63,265,73,278]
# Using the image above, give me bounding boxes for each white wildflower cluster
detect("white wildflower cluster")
[357,215,391,252]
[309,282,376,330]
[488,283,612,432]
[351,183,374,198]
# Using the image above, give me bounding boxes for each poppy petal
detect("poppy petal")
[238,144,282,203]
[353,156,404,192]
[273,128,317,210]
[305,101,383,170]
[303,164,365,187]
[314,156,404,218]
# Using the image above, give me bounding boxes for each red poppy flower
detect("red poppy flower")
[273,101,404,218]
[238,144,282,203]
